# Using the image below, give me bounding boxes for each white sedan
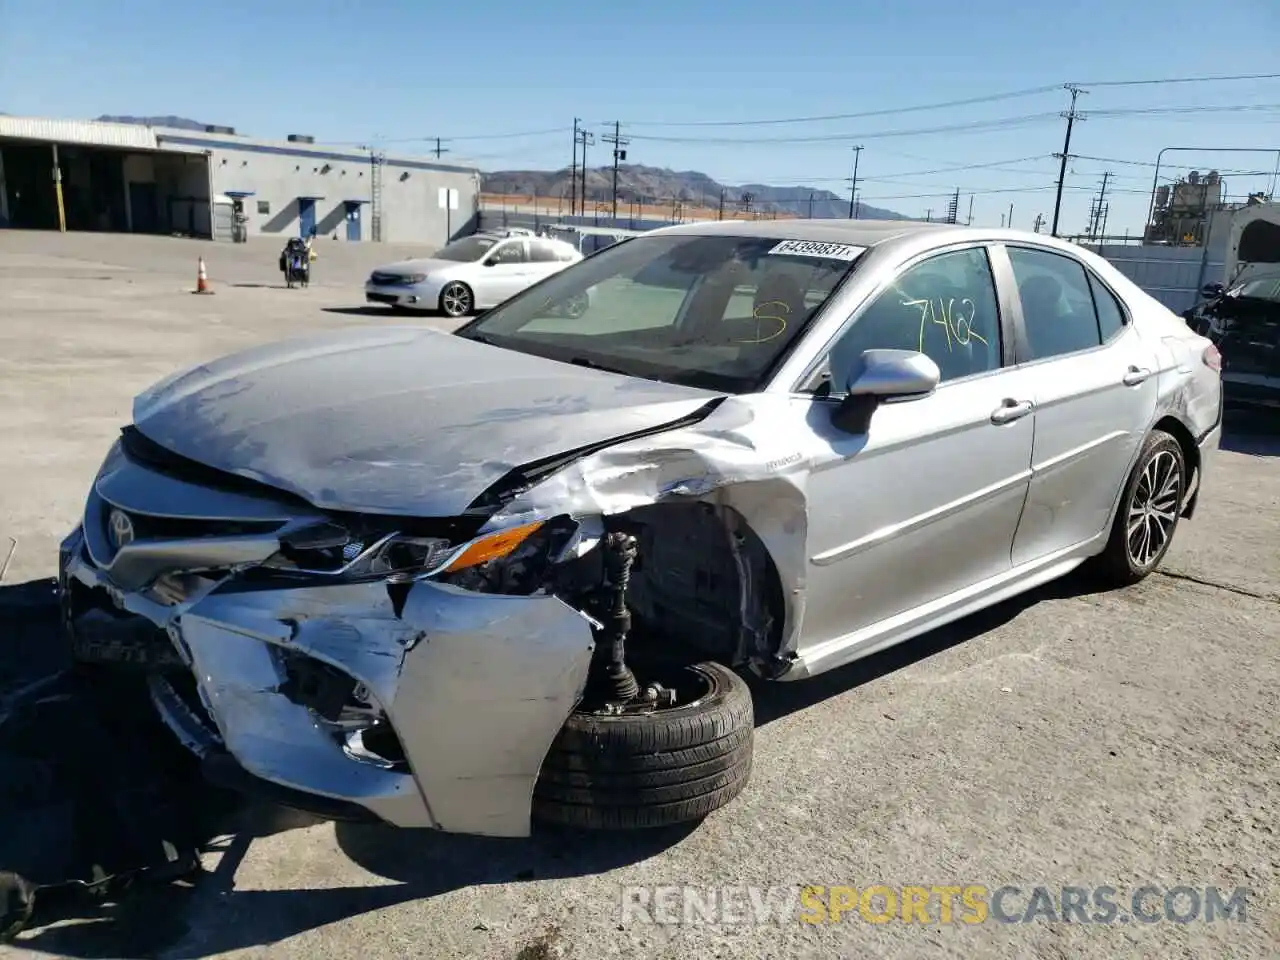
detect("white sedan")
[365,231,583,318]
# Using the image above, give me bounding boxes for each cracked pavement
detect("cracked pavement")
[0,232,1276,960]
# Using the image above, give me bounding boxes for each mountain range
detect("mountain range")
[481,164,908,220]
[88,116,909,220]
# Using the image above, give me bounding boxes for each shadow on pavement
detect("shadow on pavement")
[321,305,401,317]
[321,306,474,321]
[1221,408,1280,457]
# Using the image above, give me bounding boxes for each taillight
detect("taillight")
[1202,344,1222,372]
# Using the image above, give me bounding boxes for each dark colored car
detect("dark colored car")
[1184,273,1280,409]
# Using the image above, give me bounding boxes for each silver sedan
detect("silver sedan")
[60,220,1223,836]
[364,231,582,317]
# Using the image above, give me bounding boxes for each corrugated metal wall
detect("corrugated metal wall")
[0,115,158,150]
[1091,244,1223,314]
[478,210,678,234]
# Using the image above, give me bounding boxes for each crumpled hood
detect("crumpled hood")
[131,326,720,517]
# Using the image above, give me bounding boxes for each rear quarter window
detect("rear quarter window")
[1087,272,1128,342]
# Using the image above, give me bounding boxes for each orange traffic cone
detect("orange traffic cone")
[192,257,214,295]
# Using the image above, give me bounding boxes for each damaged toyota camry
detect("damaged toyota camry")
[59,220,1224,837]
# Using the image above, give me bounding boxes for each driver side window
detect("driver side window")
[819,246,1002,391]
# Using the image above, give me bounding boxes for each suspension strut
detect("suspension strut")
[600,531,640,703]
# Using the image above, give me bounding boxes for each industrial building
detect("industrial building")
[0,114,481,244]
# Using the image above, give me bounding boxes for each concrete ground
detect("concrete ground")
[0,231,1277,960]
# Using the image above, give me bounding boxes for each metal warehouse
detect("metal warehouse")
[0,115,481,244]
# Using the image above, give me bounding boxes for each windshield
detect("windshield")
[433,236,500,262]
[453,233,864,391]
[1226,275,1280,302]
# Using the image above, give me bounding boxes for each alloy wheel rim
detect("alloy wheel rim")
[443,285,470,316]
[1126,450,1180,567]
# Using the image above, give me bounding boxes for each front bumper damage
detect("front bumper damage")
[59,506,596,837]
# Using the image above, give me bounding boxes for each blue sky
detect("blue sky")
[3,0,1279,232]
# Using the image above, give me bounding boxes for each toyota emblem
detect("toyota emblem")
[108,509,135,549]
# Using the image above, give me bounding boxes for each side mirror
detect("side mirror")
[843,349,940,399]
[829,349,940,433]
[1201,282,1224,298]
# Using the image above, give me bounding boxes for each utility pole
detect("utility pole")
[1033,213,1045,233]
[602,121,630,220]
[741,192,754,216]
[1094,171,1111,239]
[925,208,933,222]
[718,189,726,221]
[1007,203,1014,229]
[966,194,974,226]
[431,138,450,160]
[1051,84,1087,237]
[576,127,595,215]
[846,145,863,219]
[808,192,815,218]
[570,118,580,217]
[945,188,960,225]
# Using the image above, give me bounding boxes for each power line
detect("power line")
[625,85,1063,127]
[422,127,566,141]
[1088,103,1280,116]
[1072,71,1280,87]
[747,155,1057,184]
[625,112,1062,145]
[347,72,1280,149]
[617,102,1280,147]
[624,72,1280,128]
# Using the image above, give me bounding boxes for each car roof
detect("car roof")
[474,229,572,244]
[644,218,1099,259]
[648,218,959,246]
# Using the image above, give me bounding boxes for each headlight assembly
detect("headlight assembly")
[262,519,547,583]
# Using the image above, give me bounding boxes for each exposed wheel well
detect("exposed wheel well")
[618,501,787,672]
[1151,415,1200,516]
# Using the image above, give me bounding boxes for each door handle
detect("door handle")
[1122,366,1152,386]
[990,399,1034,424]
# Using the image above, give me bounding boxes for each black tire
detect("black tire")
[439,282,474,319]
[532,662,753,830]
[1092,429,1185,586]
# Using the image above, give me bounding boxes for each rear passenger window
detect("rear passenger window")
[1007,247,1103,360]
[1087,272,1126,342]
[528,240,561,263]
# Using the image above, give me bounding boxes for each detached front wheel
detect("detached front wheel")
[533,661,754,830]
